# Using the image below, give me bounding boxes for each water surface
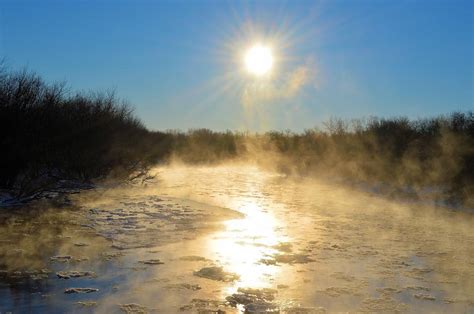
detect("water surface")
[1,165,473,313]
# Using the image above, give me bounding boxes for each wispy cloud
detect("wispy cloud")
[241,61,315,108]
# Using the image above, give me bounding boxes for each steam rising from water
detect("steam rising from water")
[0,164,473,312]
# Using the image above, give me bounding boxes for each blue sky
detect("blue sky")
[0,0,472,131]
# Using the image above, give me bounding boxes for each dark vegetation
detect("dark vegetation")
[1,67,472,207]
[0,68,171,201]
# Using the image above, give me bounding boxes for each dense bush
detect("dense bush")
[167,129,242,163]
[0,68,171,198]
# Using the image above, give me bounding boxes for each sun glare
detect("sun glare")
[244,44,273,76]
[208,200,284,291]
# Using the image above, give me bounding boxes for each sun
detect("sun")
[244,44,273,76]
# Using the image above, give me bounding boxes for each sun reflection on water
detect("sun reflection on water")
[208,201,287,295]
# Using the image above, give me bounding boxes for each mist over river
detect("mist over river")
[1,165,473,313]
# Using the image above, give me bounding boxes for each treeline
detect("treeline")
[0,68,172,199]
[1,67,472,207]
[167,113,473,207]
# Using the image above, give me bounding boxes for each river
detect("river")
[0,165,473,313]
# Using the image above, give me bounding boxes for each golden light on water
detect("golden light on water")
[209,201,285,291]
[244,44,274,76]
